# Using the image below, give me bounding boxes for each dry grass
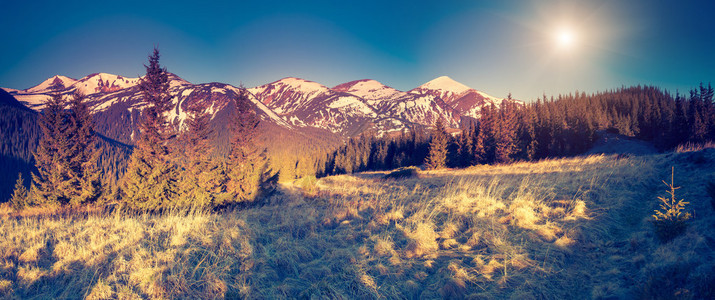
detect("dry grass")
[2,150,715,298]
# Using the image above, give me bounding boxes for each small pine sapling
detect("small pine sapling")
[10,173,28,211]
[652,167,691,242]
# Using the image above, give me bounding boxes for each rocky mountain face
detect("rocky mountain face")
[1,73,516,191]
[4,73,515,143]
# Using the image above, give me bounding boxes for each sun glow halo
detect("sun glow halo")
[555,27,576,50]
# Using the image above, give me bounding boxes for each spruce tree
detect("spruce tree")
[32,87,72,205]
[10,173,28,211]
[425,117,448,170]
[67,92,102,205]
[224,87,269,205]
[177,104,226,207]
[457,123,475,167]
[478,104,496,164]
[495,99,518,164]
[122,48,179,210]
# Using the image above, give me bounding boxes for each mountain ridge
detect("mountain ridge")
[3,73,517,139]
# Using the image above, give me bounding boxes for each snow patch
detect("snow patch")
[417,76,470,94]
[25,75,78,93]
[337,79,406,101]
[276,77,327,94]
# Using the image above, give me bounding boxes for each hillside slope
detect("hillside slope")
[1,150,713,298]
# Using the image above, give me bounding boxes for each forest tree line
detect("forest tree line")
[4,50,714,209]
[318,84,715,176]
[9,49,273,211]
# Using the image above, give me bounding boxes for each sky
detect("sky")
[1,0,713,101]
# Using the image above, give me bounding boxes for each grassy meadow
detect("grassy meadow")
[1,149,715,299]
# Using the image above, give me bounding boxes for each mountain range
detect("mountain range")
[1,73,515,201]
[3,73,515,142]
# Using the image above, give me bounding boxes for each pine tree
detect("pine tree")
[425,117,448,170]
[457,123,475,167]
[478,104,496,164]
[122,48,179,210]
[32,88,72,205]
[495,98,518,163]
[177,103,226,207]
[66,92,102,205]
[224,87,269,205]
[10,173,28,211]
[518,105,537,161]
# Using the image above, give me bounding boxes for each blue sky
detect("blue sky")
[1,0,713,101]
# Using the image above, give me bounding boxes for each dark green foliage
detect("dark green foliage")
[32,89,72,205]
[10,173,28,211]
[66,93,102,205]
[426,117,449,169]
[382,167,420,180]
[0,89,40,204]
[319,127,430,177]
[456,122,476,167]
[0,88,131,206]
[96,136,132,194]
[176,102,225,207]
[495,97,518,163]
[318,84,715,176]
[30,89,101,207]
[224,87,270,205]
[122,48,179,210]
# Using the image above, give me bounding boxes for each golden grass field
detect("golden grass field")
[1,149,715,299]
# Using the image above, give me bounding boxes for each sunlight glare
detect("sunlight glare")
[555,28,576,50]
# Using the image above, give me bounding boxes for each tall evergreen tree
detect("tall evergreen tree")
[224,87,269,205]
[425,117,449,169]
[32,87,72,205]
[122,48,178,210]
[457,123,475,167]
[66,92,102,205]
[177,104,226,207]
[495,99,518,163]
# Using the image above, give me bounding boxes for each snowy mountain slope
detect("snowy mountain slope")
[2,73,517,139]
[72,73,140,95]
[378,93,461,128]
[249,77,328,115]
[8,73,190,110]
[332,79,406,109]
[87,81,293,145]
[409,76,507,119]
[409,76,471,103]
[249,77,378,134]
[25,75,78,93]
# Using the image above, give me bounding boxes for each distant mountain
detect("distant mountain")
[409,76,505,119]
[0,89,132,203]
[1,72,518,185]
[410,76,472,102]
[249,77,377,135]
[4,73,516,140]
[333,79,407,109]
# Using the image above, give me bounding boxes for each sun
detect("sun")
[554,27,577,50]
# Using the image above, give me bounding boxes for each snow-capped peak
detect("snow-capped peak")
[72,73,140,95]
[272,77,328,94]
[26,75,78,93]
[333,79,406,101]
[414,76,471,94]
